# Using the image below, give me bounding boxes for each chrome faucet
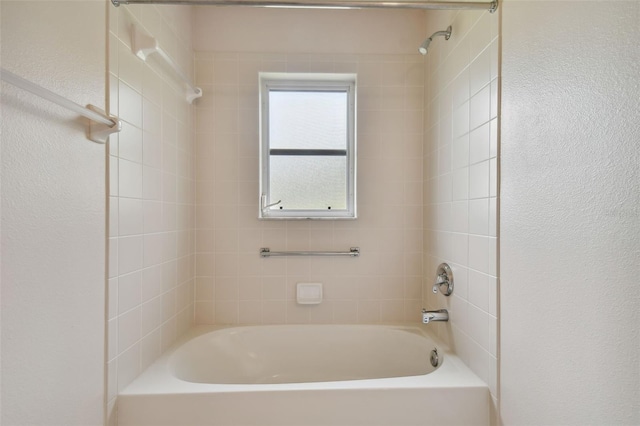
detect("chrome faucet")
[422,309,449,324]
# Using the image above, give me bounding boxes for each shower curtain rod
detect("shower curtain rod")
[112,0,498,12]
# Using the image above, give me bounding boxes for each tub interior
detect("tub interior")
[170,325,437,384]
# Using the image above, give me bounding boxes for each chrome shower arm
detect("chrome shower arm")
[429,29,451,40]
[419,25,452,55]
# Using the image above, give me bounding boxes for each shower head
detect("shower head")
[418,38,432,55]
[418,25,452,56]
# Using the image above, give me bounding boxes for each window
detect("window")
[259,73,356,219]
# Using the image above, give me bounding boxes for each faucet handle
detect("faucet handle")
[432,263,454,296]
[432,274,445,293]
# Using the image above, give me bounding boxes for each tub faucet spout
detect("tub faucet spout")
[422,309,448,324]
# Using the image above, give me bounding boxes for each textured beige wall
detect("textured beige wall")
[1,2,106,424]
[500,1,640,424]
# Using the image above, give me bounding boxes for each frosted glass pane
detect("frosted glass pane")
[269,91,347,150]
[270,156,347,210]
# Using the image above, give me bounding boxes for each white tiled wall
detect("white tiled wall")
[193,52,425,325]
[421,8,500,420]
[106,4,195,423]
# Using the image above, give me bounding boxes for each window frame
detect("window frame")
[259,72,357,220]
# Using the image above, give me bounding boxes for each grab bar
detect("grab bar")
[260,247,360,258]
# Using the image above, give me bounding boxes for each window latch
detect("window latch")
[261,193,282,213]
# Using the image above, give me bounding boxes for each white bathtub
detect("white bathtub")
[119,325,489,426]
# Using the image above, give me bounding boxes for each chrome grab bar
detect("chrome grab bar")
[260,247,360,258]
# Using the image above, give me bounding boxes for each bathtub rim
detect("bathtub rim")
[119,323,488,396]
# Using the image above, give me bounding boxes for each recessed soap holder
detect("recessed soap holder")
[433,263,454,296]
[296,283,323,305]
